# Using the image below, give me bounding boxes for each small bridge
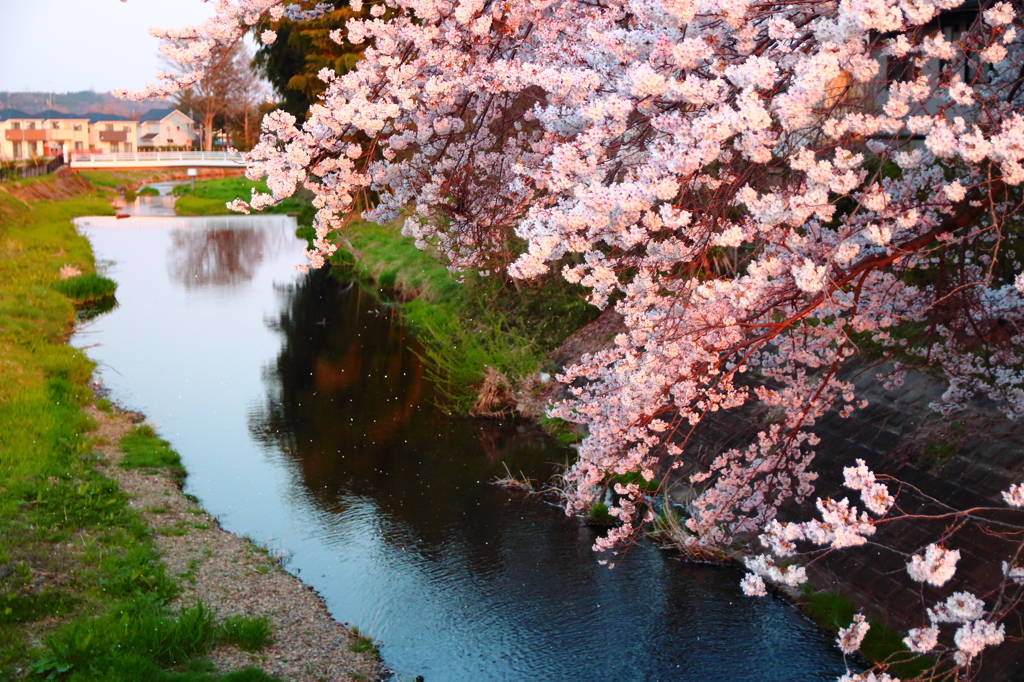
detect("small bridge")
[70,151,244,169]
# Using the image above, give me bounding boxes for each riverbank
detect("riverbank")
[87,402,383,682]
[0,170,382,681]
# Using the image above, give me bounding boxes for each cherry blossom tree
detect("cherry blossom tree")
[120,0,1024,678]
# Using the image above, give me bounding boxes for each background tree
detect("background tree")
[252,2,365,123]
[173,41,255,151]
[228,46,272,151]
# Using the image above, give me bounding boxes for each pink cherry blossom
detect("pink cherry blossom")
[907,545,961,587]
[134,1,1024,678]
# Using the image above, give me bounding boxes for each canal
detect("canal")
[72,193,849,681]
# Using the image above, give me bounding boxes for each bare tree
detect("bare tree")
[172,42,250,151]
[227,45,269,151]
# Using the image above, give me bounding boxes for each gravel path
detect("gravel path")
[88,403,384,682]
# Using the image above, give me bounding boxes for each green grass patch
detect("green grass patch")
[330,220,600,413]
[347,626,379,657]
[31,601,277,681]
[608,470,661,493]
[0,590,80,625]
[53,273,117,303]
[76,170,170,189]
[138,186,161,196]
[538,415,583,446]
[218,615,273,652]
[586,502,616,526]
[173,176,309,217]
[119,425,187,479]
[916,441,957,470]
[800,588,933,678]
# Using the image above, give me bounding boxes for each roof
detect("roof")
[138,108,192,123]
[0,109,36,121]
[86,113,133,124]
[140,133,158,141]
[35,109,87,120]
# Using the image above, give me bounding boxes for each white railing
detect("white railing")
[70,151,244,168]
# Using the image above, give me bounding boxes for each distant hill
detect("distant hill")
[0,91,173,119]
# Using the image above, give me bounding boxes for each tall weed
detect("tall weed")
[332,220,599,412]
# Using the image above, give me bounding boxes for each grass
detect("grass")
[916,441,958,470]
[586,502,617,526]
[52,273,117,303]
[119,424,187,480]
[347,627,380,658]
[172,176,310,217]
[32,601,276,681]
[328,219,600,413]
[537,416,584,446]
[0,173,282,681]
[76,169,172,189]
[800,588,933,679]
[218,616,273,652]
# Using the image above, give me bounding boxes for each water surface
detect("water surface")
[73,201,849,681]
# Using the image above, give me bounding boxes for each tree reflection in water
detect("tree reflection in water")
[168,221,275,288]
[248,267,562,541]
[243,269,849,682]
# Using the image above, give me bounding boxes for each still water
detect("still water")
[73,198,848,681]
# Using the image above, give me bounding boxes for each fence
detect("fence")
[69,150,243,168]
[0,156,65,183]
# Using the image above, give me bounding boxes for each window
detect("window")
[29,141,38,156]
[27,122,36,130]
[105,124,113,132]
[176,125,181,131]
[110,143,119,153]
[12,141,21,158]
[11,122,20,130]
[74,141,83,151]
[122,126,129,132]
[941,15,992,84]
[125,143,132,152]
[73,124,82,131]
[51,121,60,129]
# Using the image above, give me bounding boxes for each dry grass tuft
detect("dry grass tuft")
[471,366,516,417]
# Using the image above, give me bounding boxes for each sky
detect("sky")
[0,0,218,94]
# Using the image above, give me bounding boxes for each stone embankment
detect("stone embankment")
[544,308,1024,681]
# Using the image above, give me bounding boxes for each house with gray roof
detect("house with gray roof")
[137,108,196,149]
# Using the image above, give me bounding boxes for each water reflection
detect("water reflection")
[249,268,548,538]
[168,227,270,289]
[248,268,850,681]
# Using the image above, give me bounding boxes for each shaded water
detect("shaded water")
[73,200,849,681]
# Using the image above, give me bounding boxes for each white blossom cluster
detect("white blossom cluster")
[906,544,961,588]
[837,613,870,655]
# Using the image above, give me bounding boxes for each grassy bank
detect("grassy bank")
[172,177,310,218]
[325,220,599,414]
[0,173,276,681]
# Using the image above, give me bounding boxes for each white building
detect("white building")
[137,109,197,150]
[1,110,46,161]
[86,114,138,154]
